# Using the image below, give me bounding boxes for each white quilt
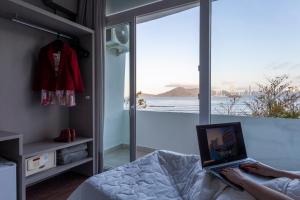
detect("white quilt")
[68,150,300,200]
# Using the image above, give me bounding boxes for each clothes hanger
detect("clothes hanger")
[53,34,64,51]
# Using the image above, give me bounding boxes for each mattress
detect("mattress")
[68,150,300,200]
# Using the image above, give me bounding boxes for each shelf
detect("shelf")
[0,130,22,142]
[25,157,93,186]
[24,137,93,158]
[0,0,94,37]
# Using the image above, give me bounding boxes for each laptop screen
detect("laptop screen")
[196,122,247,167]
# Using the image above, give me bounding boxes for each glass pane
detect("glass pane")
[136,7,200,157]
[104,23,130,170]
[211,0,300,170]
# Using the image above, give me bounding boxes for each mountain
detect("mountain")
[157,87,199,97]
[139,92,156,97]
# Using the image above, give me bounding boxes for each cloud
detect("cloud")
[266,62,291,70]
[266,62,300,71]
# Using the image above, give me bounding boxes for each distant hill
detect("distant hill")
[139,87,234,97]
[157,87,199,97]
[139,92,156,97]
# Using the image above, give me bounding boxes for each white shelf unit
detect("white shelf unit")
[25,157,93,186]
[24,137,94,186]
[0,1,96,200]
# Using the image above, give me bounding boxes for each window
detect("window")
[136,7,200,113]
[211,0,300,170]
[134,7,201,156]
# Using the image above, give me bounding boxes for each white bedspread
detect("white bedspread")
[68,150,300,200]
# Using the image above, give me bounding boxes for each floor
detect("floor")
[104,147,154,170]
[26,172,87,200]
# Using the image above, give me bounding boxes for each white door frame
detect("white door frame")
[106,0,201,26]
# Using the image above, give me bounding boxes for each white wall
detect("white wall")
[103,49,129,150]
[136,111,199,153]
[136,111,300,171]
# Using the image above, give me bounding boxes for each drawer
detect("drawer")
[25,151,56,177]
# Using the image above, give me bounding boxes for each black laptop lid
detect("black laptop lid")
[196,122,247,167]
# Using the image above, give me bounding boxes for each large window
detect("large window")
[137,7,200,113]
[211,0,300,170]
[103,0,300,170]
[211,0,300,118]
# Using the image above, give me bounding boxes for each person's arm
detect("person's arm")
[241,162,300,179]
[221,168,293,200]
[241,178,293,200]
[273,170,300,180]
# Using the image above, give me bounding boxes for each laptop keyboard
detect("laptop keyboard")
[210,160,256,191]
[210,160,255,173]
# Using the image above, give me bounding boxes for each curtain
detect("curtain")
[77,0,105,173]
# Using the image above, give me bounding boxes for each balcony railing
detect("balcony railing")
[137,111,300,170]
[104,110,300,171]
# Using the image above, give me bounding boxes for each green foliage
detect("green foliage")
[246,75,300,118]
[136,91,147,109]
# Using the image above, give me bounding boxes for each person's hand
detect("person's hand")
[240,162,279,177]
[221,168,248,186]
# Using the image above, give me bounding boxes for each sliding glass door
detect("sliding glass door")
[103,23,134,170]
[103,0,211,170]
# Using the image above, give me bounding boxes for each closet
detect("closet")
[0,0,96,200]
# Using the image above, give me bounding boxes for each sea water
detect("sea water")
[134,96,254,115]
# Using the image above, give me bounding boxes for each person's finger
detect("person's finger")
[244,166,258,174]
[223,168,232,173]
[241,163,258,168]
[241,165,258,171]
[221,169,229,174]
[220,170,228,175]
[233,168,240,172]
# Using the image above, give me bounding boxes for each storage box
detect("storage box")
[0,157,16,200]
[25,151,56,177]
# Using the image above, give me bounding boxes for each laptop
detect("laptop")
[196,122,257,190]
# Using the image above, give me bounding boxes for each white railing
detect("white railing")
[136,111,300,171]
[104,110,300,170]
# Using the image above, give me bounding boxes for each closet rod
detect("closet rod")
[11,18,73,40]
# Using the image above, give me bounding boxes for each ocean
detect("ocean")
[135,96,254,115]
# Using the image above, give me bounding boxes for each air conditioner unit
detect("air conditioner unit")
[106,25,129,55]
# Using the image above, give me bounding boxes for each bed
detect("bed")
[68,150,300,200]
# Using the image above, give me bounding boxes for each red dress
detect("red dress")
[33,41,84,106]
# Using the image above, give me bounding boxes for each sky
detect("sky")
[135,0,300,94]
